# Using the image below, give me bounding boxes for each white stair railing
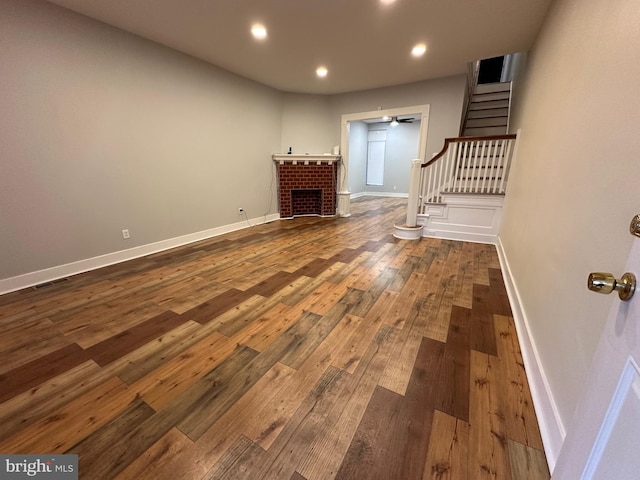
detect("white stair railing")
[413,134,517,216]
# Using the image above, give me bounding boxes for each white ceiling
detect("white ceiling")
[46,0,553,95]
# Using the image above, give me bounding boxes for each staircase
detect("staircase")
[462,82,512,137]
[398,134,518,243]
[394,57,519,243]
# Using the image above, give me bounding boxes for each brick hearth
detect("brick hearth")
[274,159,339,218]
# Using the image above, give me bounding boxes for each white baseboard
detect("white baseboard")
[496,237,565,472]
[0,213,280,295]
[350,191,408,199]
[422,229,498,245]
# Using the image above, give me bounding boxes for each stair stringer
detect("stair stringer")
[417,193,504,244]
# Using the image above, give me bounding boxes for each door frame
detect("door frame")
[337,104,430,217]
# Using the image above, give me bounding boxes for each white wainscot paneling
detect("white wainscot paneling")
[419,193,504,244]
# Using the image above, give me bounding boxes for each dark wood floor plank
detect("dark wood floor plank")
[434,305,471,422]
[111,320,204,385]
[86,310,185,367]
[174,345,260,440]
[246,271,300,297]
[296,325,395,480]
[293,257,335,278]
[182,288,253,325]
[68,399,156,478]
[469,284,499,356]
[0,343,89,403]
[337,337,445,480]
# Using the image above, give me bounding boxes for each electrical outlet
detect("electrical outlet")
[238,208,244,215]
[122,229,130,239]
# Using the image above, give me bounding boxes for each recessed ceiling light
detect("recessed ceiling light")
[380,0,397,5]
[316,66,328,78]
[411,43,427,57]
[251,24,267,40]
[382,116,390,121]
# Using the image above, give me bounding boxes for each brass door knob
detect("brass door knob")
[587,272,636,301]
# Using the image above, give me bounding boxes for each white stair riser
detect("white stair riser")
[466,117,508,128]
[463,126,508,136]
[469,99,510,110]
[467,107,509,119]
[474,81,512,94]
[471,91,510,102]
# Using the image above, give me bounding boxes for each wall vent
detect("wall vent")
[32,277,70,290]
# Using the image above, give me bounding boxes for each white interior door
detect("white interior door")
[553,223,640,479]
[366,130,386,186]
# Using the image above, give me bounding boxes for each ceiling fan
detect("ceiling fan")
[372,116,415,125]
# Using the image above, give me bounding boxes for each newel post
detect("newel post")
[406,159,422,227]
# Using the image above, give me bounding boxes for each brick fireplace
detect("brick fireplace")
[272,154,340,218]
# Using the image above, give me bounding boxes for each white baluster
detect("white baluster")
[489,140,499,193]
[452,143,460,193]
[471,141,480,193]
[479,141,488,193]
[493,140,506,193]
[443,147,453,199]
[462,141,470,193]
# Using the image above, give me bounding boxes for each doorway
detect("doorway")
[338,104,430,216]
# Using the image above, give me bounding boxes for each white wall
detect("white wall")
[280,94,333,155]
[501,0,640,446]
[365,122,421,194]
[0,0,282,280]
[347,122,368,195]
[330,76,466,161]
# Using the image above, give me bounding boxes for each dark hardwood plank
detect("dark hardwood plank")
[337,337,445,480]
[246,271,300,297]
[434,305,471,422]
[69,399,156,478]
[0,343,89,403]
[182,288,253,325]
[469,284,499,356]
[86,310,184,367]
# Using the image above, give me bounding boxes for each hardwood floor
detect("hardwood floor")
[0,197,549,479]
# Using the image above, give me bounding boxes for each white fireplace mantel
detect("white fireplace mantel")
[272,154,341,165]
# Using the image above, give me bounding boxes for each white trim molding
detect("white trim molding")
[350,192,409,199]
[0,213,280,295]
[496,237,566,471]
